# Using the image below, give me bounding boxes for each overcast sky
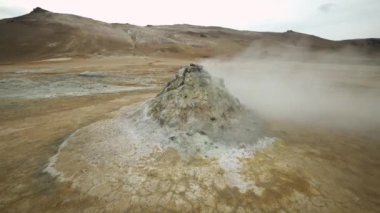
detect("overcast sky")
[1,0,379,40]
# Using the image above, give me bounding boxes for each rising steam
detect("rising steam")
[201,45,380,134]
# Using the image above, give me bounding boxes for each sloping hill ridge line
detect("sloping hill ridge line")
[0,7,379,62]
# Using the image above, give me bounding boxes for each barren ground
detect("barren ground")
[0,56,379,212]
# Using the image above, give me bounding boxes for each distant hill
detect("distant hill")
[0,7,379,63]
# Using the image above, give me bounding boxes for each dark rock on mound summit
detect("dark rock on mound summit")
[31,7,49,14]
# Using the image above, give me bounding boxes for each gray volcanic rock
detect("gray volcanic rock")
[130,64,265,149]
[148,64,241,132]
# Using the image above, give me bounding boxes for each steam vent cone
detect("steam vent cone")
[130,64,265,156]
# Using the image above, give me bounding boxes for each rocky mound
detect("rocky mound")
[130,64,266,155]
[42,64,276,196]
[148,64,241,132]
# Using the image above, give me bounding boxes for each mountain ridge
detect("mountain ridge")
[0,7,379,62]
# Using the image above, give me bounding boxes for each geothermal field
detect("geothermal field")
[0,7,380,213]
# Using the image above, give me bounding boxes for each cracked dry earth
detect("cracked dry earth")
[48,64,380,212]
[1,56,379,212]
[49,106,380,212]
